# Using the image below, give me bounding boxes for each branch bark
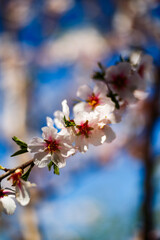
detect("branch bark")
[0,159,34,182]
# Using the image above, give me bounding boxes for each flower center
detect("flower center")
[45,139,60,154]
[112,74,128,90]
[8,169,22,186]
[76,120,93,138]
[87,93,100,110]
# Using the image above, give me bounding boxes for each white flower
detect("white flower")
[106,62,142,103]
[74,111,116,152]
[28,118,75,168]
[0,189,16,215]
[73,82,114,114]
[9,169,36,206]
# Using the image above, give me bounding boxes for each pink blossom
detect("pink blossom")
[73,82,114,114]
[28,117,75,168]
[74,111,116,152]
[106,62,142,103]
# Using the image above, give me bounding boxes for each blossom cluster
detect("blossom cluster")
[0,53,152,215]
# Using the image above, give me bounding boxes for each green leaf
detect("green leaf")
[64,116,76,127]
[119,55,125,62]
[12,136,28,149]
[107,92,120,110]
[47,162,60,175]
[47,161,53,171]
[11,136,28,157]
[21,163,34,181]
[92,62,106,80]
[115,55,130,65]
[98,62,105,73]
[11,148,28,157]
[54,164,60,175]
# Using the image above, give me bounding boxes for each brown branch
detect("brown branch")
[0,159,34,182]
[143,66,160,240]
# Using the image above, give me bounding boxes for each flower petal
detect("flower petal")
[75,136,88,152]
[89,129,105,146]
[16,185,30,206]
[52,153,66,168]
[77,85,92,99]
[1,197,16,215]
[28,137,45,153]
[46,116,54,128]
[62,99,70,118]
[103,126,116,143]
[94,82,107,96]
[54,110,64,129]
[73,102,87,115]
[42,126,57,140]
[33,152,51,168]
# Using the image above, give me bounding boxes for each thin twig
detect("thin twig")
[0,159,34,182]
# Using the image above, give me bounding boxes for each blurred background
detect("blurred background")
[0,0,160,239]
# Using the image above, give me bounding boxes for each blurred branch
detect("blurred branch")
[143,66,160,240]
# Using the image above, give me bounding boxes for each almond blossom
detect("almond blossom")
[73,82,114,114]
[28,117,75,168]
[105,62,142,103]
[0,188,16,215]
[8,169,36,206]
[73,111,116,152]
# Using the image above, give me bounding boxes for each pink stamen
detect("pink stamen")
[45,138,60,154]
[76,120,93,138]
[8,169,22,186]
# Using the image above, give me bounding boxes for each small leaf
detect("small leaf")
[119,55,125,62]
[21,163,34,181]
[116,55,130,65]
[107,92,120,110]
[47,161,53,171]
[92,62,106,80]
[64,116,76,127]
[11,136,28,157]
[11,148,28,157]
[98,62,105,73]
[54,164,60,175]
[48,162,60,175]
[12,136,27,149]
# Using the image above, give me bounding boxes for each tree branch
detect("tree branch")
[0,159,34,182]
